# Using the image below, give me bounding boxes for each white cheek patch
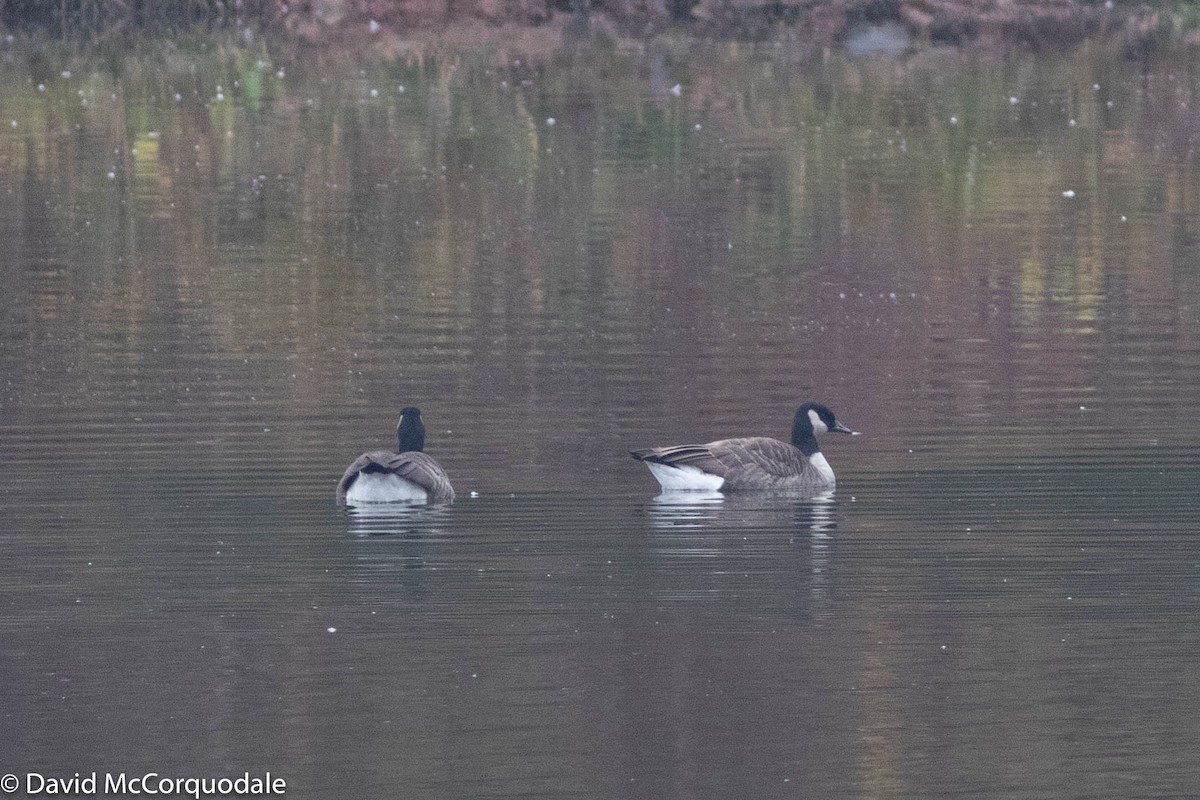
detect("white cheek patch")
[808,409,828,434]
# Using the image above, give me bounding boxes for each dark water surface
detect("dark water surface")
[1,32,1199,798]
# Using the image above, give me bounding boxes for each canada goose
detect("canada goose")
[631,402,858,493]
[337,407,455,505]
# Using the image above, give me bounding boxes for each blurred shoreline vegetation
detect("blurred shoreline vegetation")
[0,3,1196,468]
[1,26,1195,369]
[1,0,1199,50]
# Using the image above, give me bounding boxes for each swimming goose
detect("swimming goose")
[337,407,455,505]
[631,402,858,493]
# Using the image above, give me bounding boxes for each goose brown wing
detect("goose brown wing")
[336,451,455,504]
[630,444,729,477]
[707,437,807,479]
[390,452,455,503]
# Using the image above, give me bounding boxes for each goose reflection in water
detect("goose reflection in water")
[646,490,841,620]
[344,503,450,571]
[343,505,455,594]
[801,491,839,622]
[647,490,726,530]
[647,489,837,532]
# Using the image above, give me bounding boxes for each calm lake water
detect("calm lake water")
[1,29,1199,798]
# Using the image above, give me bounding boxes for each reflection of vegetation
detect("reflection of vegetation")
[1,33,1197,451]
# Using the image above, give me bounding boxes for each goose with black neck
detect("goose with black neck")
[337,406,455,505]
[631,402,859,493]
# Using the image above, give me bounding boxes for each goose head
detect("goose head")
[792,402,858,452]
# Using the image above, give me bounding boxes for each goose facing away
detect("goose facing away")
[631,402,859,493]
[337,407,455,505]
